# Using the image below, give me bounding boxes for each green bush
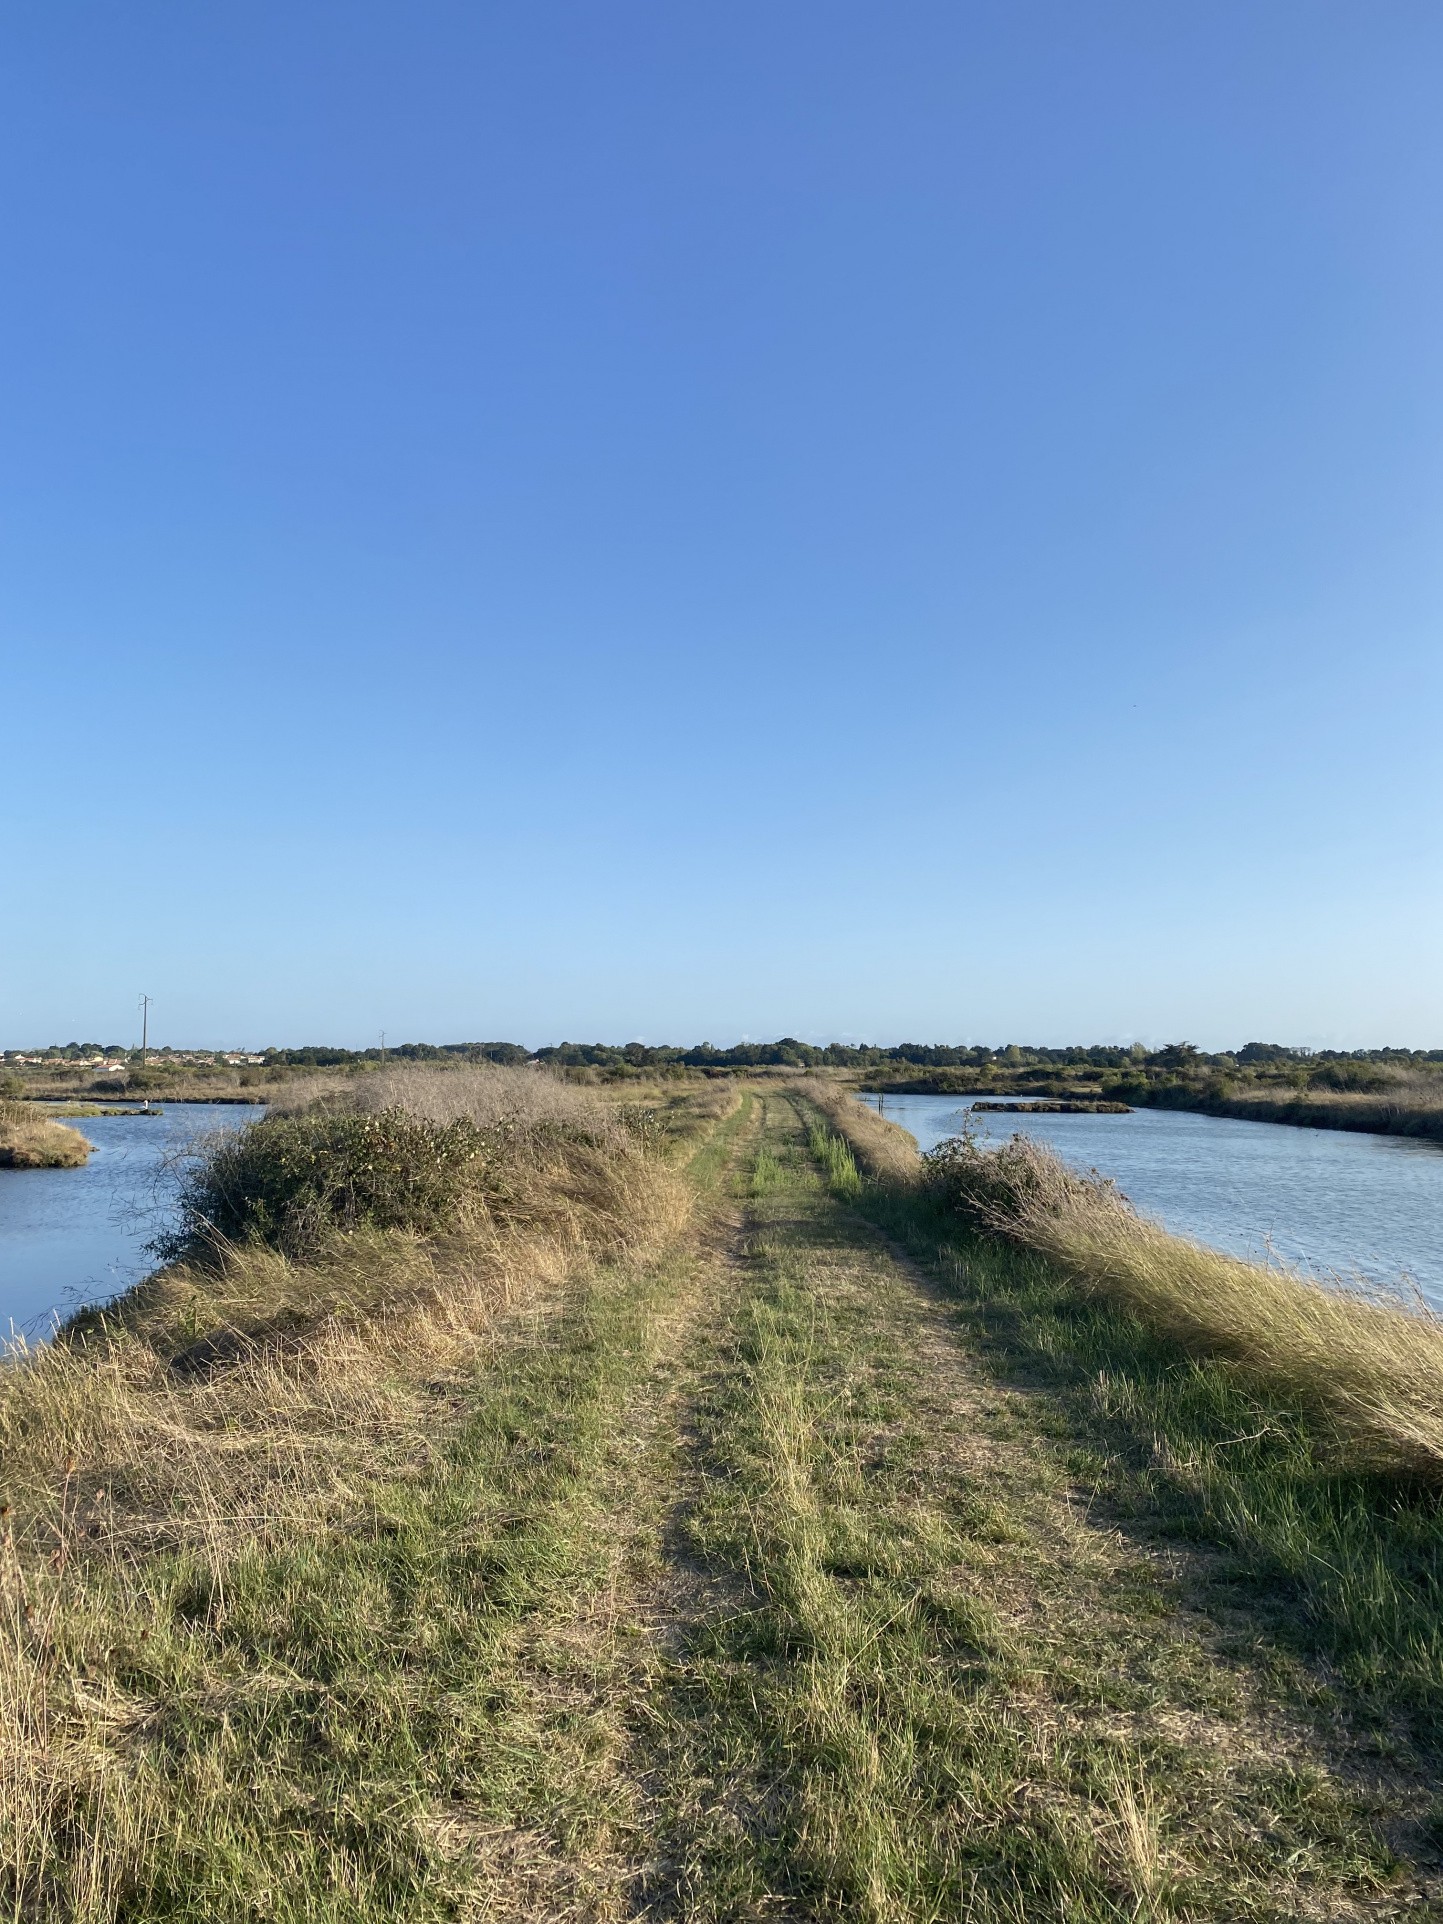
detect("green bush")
[161,1107,497,1260]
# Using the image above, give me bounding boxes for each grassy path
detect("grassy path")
[627,1092,1437,1922]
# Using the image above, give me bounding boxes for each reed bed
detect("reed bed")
[0,1065,691,1919]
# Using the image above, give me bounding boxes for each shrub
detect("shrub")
[1309,1064,1398,1093]
[922,1126,1122,1230]
[160,1107,499,1260]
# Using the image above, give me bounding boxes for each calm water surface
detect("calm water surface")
[0,1104,262,1337]
[862,1093,1443,1306]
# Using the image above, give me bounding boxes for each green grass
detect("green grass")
[12,1079,1443,1919]
[807,1121,861,1198]
[686,1085,753,1189]
[799,1092,1443,1749]
[3,1074,727,1922]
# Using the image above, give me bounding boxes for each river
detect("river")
[0,1104,262,1337]
[860,1093,1443,1307]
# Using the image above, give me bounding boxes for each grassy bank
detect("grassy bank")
[0,1102,90,1168]
[808,1085,1443,1736]
[1137,1079,1443,1145]
[856,1048,1443,1147]
[0,1066,731,1919]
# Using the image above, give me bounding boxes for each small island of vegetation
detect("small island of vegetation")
[0,1100,90,1168]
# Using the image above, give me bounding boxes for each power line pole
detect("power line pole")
[380,1030,387,1065]
[139,994,152,1066]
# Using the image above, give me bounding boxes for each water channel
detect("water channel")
[0,1104,262,1337]
[861,1093,1443,1308]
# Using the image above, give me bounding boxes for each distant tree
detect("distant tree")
[1237,1042,1295,1064]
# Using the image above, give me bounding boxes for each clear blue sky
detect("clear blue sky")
[5,3,1441,1052]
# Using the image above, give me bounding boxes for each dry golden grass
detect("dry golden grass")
[268,1058,618,1136]
[0,1069,695,1915]
[1154,1069,1443,1146]
[0,1104,90,1169]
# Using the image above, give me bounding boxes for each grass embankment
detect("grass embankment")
[812,1083,1443,1480]
[10,1069,1443,1917]
[0,1103,90,1168]
[809,1083,1443,1729]
[858,1056,1443,1146]
[0,1066,734,1920]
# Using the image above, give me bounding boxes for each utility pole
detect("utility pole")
[380,1030,387,1065]
[139,994,152,1066]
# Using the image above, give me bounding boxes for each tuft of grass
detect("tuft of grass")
[751,1144,785,1195]
[0,1103,89,1169]
[807,1123,861,1199]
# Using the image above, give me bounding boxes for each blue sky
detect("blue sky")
[4,3,1441,1051]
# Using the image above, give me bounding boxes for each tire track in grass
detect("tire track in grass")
[444,1091,764,1922]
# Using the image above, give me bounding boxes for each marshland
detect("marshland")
[4,1057,1443,1919]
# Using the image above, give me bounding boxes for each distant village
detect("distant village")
[3,1048,265,1068]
